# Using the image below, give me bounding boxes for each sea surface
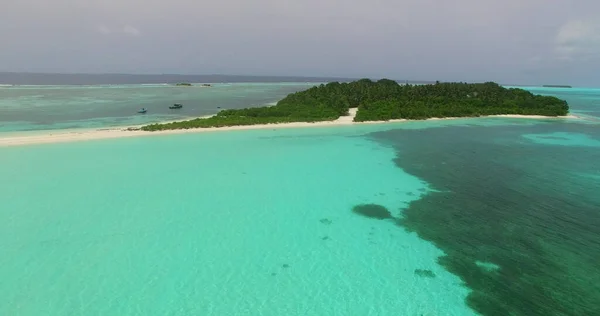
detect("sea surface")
[0,85,599,315]
[0,83,318,132]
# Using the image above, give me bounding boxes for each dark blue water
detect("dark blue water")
[365,87,600,315]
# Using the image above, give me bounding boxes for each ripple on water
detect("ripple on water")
[0,125,476,315]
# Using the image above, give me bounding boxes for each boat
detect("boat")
[138,108,147,113]
[169,103,183,109]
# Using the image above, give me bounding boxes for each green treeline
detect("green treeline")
[141,81,351,131]
[141,79,569,131]
[354,80,569,121]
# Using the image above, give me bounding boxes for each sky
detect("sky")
[1,0,599,86]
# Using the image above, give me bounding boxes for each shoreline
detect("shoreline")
[0,109,579,147]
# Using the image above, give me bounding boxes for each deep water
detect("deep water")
[369,120,600,315]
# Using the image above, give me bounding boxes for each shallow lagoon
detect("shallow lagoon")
[0,85,598,315]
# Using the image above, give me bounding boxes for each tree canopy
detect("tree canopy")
[354,80,569,121]
[140,79,569,131]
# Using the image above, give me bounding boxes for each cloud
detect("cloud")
[96,24,140,36]
[3,0,600,85]
[555,19,600,60]
[123,25,140,36]
[528,17,600,70]
[97,25,111,34]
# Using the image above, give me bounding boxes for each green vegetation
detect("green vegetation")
[353,80,569,121]
[543,85,572,88]
[141,79,569,131]
[175,82,192,86]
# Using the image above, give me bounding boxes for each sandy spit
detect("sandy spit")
[0,109,579,147]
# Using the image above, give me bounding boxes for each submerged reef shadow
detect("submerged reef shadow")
[368,123,600,315]
[352,204,393,220]
[319,218,333,225]
[414,269,436,278]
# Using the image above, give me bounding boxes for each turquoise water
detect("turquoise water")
[0,125,476,315]
[0,85,599,315]
[0,83,317,132]
[512,86,600,120]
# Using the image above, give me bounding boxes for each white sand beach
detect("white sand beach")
[0,109,579,147]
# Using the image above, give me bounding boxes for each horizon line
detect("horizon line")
[0,71,361,78]
[0,71,580,87]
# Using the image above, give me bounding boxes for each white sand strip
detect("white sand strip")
[0,109,579,147]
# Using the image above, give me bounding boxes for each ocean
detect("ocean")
[0,83,318,132]
[0,84,598,315]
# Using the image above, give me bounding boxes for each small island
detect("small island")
[542,85,572,88]
[141,79,569,131]
[175,82,192,87]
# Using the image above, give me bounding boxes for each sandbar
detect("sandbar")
[0,109,579,147]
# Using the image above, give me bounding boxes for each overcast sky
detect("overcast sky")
[1,0,599,85]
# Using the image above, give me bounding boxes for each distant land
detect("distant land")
[0,72,433,86]
[542,85,573,88]
[0,72,439,86]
